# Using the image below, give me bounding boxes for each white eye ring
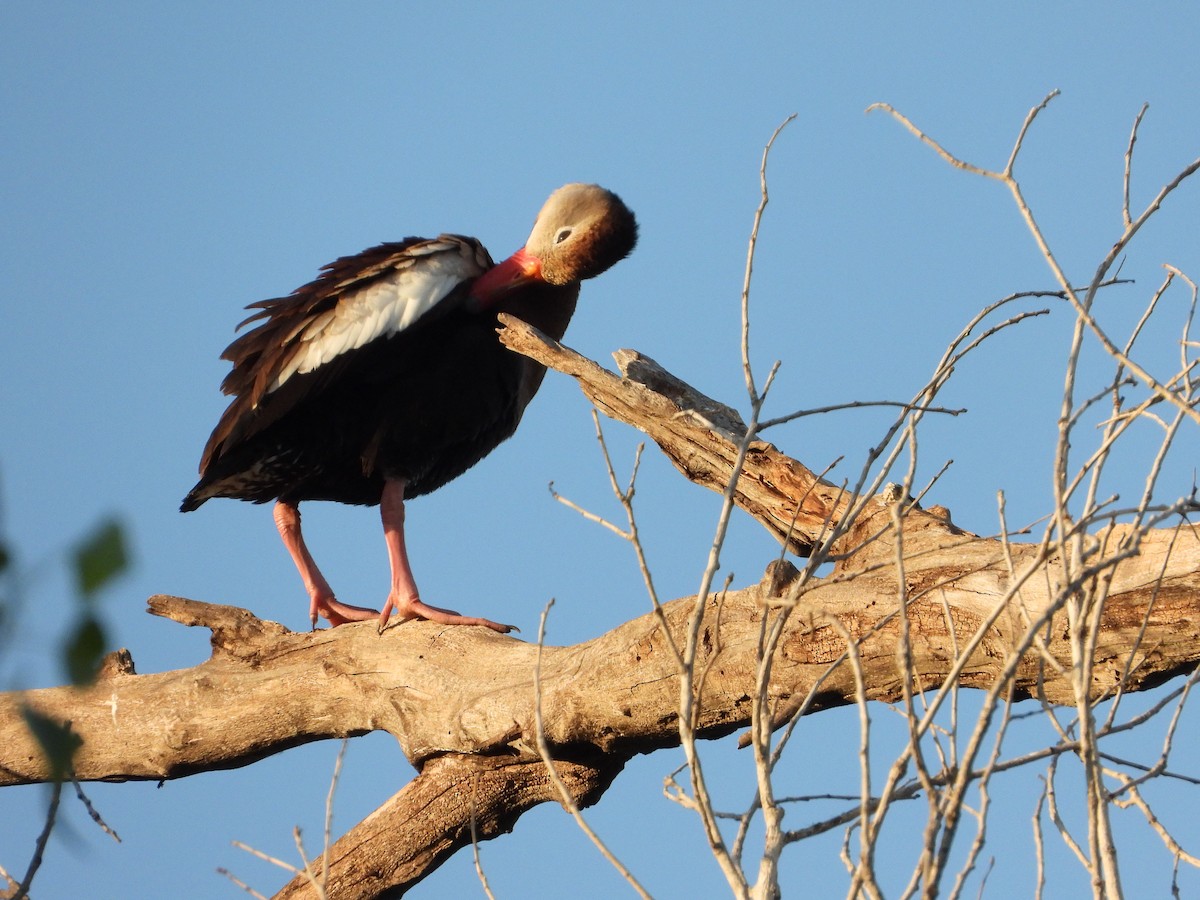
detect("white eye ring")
[554,227,573,244]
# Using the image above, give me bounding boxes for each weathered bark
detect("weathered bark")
[496,314,851,556]
[272,753,624,900]
[6,527,1198,782]
[3,322,1198,898]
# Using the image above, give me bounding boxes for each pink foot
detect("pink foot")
[310,593,381,628]
[376,478,516,635]
[377,593,517,634]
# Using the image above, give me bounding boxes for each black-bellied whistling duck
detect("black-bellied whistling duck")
[182,184,637,632]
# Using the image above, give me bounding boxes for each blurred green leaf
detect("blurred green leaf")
[21,706,82,781]
[64,615,107,686]
[72,518,129,599]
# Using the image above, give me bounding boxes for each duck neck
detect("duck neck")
[494,282,580,343]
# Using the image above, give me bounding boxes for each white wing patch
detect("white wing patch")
[268,242,480,393]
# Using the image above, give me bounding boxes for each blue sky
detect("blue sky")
[3,3,1199,897]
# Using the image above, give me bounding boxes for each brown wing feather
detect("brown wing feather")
[197,235,493,474]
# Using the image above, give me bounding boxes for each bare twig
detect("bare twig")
[11,778,63,900]
[742,114,796,403]
[533,599,652,899]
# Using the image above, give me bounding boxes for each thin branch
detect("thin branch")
[759,399,966,432]
[321,740,348,893]
[1123,104,1150,230]
[292,827,328,900]
[229,840,304,878]
[217,867,270,900]
[742,114,796,403]
[469,786,498,900]
[532,599,652,900]
[11,778,63,900]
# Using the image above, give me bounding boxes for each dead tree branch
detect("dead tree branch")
[497,314,854,556]
[3,332,1198,897]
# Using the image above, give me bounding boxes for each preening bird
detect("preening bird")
[182,184,637,631]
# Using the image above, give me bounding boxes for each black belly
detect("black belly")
[186,312,532,508]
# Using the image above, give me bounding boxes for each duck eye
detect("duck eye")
[554,227,573,244]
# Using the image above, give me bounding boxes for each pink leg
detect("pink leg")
[377,478,516,634]
[273,501,379,627]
